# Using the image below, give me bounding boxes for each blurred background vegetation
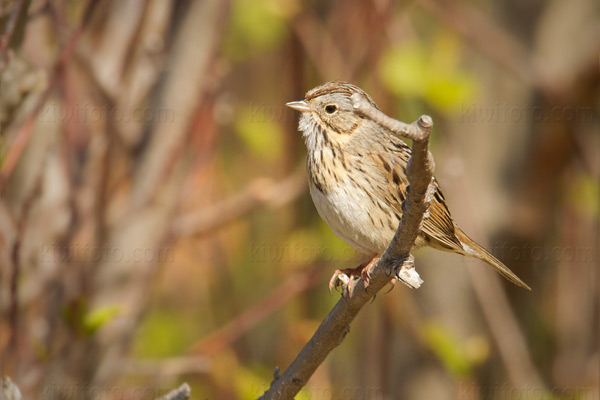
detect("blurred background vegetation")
[0,0,598,399]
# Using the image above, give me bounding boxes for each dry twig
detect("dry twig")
[156,383,191,400]
[257,95,434,399]
[190,265,324,356]
[172,169,306,238]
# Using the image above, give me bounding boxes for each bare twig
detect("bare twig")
[257,95,434,400]
[171,169,306,238]
[190,265,324,357]
[157,383,191,400]
[1,376,22,400]
[352,94,433,142]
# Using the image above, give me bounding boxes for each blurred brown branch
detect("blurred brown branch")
[291,14,348,79]
[0,0,25,72]
[466,257,546,388]
[416,0,539,85]
[449,161,548,388]
[124,357,210,377]
[257,96,434,399]
[1,0,230,395]
[0,0,92,189]
[171,169,306,238]
[190,265,324,357]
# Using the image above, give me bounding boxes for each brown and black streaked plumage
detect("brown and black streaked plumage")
[287,81,530,290]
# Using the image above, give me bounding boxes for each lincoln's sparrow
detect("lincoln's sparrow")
[287,81,530,290]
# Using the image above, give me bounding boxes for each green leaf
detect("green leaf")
[420,321,472,378]
[379,43,428,98]
[235,365,272,400]
[567,172,600,219]
[224,0,292,60]
[0,136,7,166]
[426,73,477,112]
[83,305,121,336]
[134,310,195,357]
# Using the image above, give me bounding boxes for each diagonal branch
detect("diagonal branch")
[189,265,324,357]
[171,169,306,238]
[256,95,434,400]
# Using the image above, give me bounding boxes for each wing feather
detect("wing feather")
[373,136,464,252]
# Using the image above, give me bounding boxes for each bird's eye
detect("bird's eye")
[325,104,337,114]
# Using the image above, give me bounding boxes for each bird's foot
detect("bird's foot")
[328,256,380,294]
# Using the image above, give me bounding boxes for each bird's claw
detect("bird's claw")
[328,257,380,294]
[328,269,352,293]
[384,277,398,294]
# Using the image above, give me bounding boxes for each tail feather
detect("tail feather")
[455,229,531,290]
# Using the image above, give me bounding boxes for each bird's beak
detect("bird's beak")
[286,100,312,113]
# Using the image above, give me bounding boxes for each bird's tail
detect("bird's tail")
[455,229,531,290]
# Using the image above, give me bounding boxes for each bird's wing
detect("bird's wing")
[373,139,465,252]
[421,179,464,252]
[372,136,530,289]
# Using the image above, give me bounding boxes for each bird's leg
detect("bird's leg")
[360,256,380,288]
[328,256,380,293]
